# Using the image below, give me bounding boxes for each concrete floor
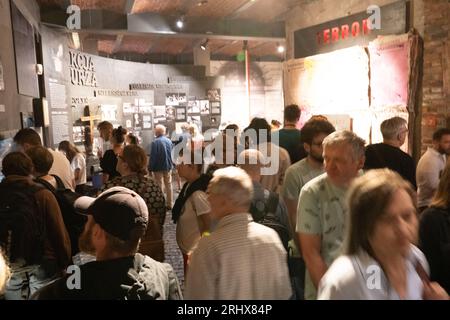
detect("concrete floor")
[162,201,185,290]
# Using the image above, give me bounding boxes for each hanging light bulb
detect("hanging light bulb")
[277,43,285,53]
[176,17,184,29]
[200,39,209,51]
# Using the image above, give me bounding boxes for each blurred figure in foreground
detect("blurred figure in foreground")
[318,169,449,300]
[419,161,450,294]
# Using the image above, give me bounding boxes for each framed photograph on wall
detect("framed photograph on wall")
[166,106,176,121]
[166,93,187,106]
[200,100,210,115]
[207,89,221,102]
[176,106,187,121]
[187,100,200,114]
[211,101,221,115]
[142,114,153,130]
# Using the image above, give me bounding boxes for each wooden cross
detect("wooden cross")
[81,114,102,144]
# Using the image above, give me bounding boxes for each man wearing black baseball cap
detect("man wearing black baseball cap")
[33,186,182,300]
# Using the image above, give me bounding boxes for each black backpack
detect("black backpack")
[35,175,86,256]
[250,192,291,251]
[0,181,46,265]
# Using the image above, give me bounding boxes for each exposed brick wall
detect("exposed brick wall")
[420,0,450,153]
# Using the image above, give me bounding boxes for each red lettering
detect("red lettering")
[323,29,330,44]
[351,22,360,37]
[331,27,339,42]
[341,24,349,39]
[362,19,370,35]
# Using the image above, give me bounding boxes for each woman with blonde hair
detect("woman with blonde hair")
[419,162,450,294]
[318,169,448,300]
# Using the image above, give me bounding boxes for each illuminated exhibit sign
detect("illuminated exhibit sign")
[69,51,98,87]
[317,19,371,45]
[294,1,407,59]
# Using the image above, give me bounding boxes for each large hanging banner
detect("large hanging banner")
[369,33,410,109]
[284,33,414,148]
[284,46,371,141]
[368,34,411,148]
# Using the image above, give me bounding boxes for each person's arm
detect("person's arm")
[297,185,326,289]
[36,190,71,269]
[149,141,157,172]
[405,157,417,189]
[197,214,211,235]
[423,281,449,300]
[280,166,300,228]
[279,149,291,187]
[74,168,81,185]
[192,191,211,235]
[299,233,328,289]
[72,154,84,185]
[284,198,298,230]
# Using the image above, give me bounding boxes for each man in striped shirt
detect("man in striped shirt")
[185,166,292,300]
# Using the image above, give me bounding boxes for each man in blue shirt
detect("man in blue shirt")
[149,125,174,209]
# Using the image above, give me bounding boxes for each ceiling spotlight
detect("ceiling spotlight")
[176,17,184,29]
[277,44,285,53]
[197,0,208,6]
[200,39,209,51]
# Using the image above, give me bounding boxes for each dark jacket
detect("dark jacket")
[149,136,174,172]
[100,149,120,180]
[32,253,183,300]
[419,206,450,293]
[364,143,416,188]
[1,175,71,270]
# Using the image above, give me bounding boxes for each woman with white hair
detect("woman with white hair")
[185,166,292,300]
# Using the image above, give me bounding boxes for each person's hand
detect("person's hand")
[423,281,449,300]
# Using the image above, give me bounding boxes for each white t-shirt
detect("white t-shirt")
[48,148,75,191]
[71,153,86,185]
[416,147,447,208]
[176,190,211,254]
[318,245,429,300]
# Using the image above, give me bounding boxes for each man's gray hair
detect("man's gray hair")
[155,124,166,136]
[323,130,366,160]
[209,166,253,209]
[380,117,407,140]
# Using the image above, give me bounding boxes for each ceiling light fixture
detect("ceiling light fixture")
[200,39,209,51]
[197,0,208,6]
[176,17,184,29]
[277,43,285,53]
